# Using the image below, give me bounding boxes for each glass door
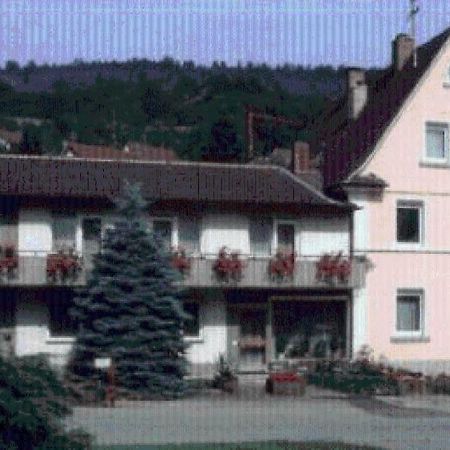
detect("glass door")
[277,223,295,254]
[82,218,102,270]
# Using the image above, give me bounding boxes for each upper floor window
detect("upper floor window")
[277,223,295,254]
[396,201,423,244]
[52,212,77,252]
[249,217,272,256]
[152,219,174,251]
[178,217,200,255]
[425,122,448,162]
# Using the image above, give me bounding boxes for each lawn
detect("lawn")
[95,442,385,450]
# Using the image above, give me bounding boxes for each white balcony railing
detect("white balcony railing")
[0,252,367,289]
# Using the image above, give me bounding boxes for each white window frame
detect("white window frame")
[394,288,425,338]
[423,122,449,164]
[149,216,178,249]
[395,200,424,248]
[272,218,299,257]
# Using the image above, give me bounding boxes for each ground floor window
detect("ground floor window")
[48,294,77,337]
[273,301,346,359]
[183,302,200,338]
[396,289,423,334]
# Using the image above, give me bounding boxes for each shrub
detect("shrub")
[0,355,90,450]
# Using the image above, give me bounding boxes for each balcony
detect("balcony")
[0,252,367,289]
[175,254,367,290]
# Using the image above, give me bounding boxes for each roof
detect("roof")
[322,27,450,189]
[65,141,177,161]
[0,154,351,209]
[0,129,22,146]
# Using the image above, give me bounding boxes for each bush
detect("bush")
[0,355,90,450]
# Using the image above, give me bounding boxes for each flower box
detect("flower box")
[268,251,296,281]
[170,247,191,275]
[213,247,245,282]
[47,250,82,282]
[0,245,18,277]
[316,252,352,284]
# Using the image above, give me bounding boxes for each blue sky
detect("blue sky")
[1,0,449,69]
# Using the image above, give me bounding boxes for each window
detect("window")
[52,212,77,252]
[425,123,448,161]
[152,219,173,251]
[178,217,200,255]
[396,202,423,244]
[249,217,272,256]
[396,290,423,334]
[183,302,200,338]
[277,223,295,254]
[48,296,77,337]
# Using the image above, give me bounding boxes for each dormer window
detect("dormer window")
[425,122,448,162]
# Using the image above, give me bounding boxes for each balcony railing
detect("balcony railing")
[176,254,367,289]
[0,251,367,289]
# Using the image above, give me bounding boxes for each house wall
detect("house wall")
[18,209,52,253]
[185,300,227,374]
[353,37,450,372]
[15,290,74,370]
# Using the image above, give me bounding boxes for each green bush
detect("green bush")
[0,354,90,450]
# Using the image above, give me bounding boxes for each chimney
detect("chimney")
[392,34,415,71]
[346,68,368,120]
[292,141,310,174]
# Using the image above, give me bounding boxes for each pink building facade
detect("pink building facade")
[323,29,450,374]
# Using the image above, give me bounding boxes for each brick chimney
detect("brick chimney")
[392,34,415,71]
[292,141,310,174]
[346,68,368,120]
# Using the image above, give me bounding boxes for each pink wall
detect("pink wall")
[356,38,450,363]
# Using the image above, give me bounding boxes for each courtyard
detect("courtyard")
[67,384,450,450]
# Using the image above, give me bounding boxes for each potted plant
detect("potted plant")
[213,247,245,283]
[46,247,82,282]
[170,246,191,275]
[212,354,238,393]
[0,244,18,277]
[269,250,296,281]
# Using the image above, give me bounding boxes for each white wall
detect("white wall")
[298,216,350,256]
[18,209,52,253]
[201,214,250,255]
[15,291,74,368]
[185,301,227,365]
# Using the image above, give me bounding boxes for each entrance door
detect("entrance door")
[238,308,266,372]
[82,218,102,270]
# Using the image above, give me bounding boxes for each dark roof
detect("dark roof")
[66,141,177,161]
[322,27,450,189]
[0,129,22,145]
[340,174,388,189]
[0,155,351,209]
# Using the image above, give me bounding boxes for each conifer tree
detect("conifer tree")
[69,182,188,399]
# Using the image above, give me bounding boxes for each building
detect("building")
[0,153,367,376]
[322,28,450,374]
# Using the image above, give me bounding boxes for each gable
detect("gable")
[359,37,450,192]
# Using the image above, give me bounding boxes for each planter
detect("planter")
[47,252,82,282]
[171,248,191,275]
[266,372,306,396]
[213,247,245,283]
[268,251,296,281]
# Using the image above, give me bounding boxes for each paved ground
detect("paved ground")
[68,382,450,450]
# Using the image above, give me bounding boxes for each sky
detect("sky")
[0,0,449,69]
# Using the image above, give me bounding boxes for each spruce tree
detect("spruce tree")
[68,182,188,399]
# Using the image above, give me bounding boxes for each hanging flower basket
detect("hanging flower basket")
[316,252,352,284]
[170,247,191,275]
[0,245,18,278]
[268,250,296,281]
[47,249,82,282]
[213,247,245,282]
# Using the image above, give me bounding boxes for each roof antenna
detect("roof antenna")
[409,0,420,68]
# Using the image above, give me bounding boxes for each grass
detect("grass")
[94,442,386,450]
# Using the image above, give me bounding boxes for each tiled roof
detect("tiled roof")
[322,27,450,189]
[0,154,351,209]
[0,129,22,146]
[66,141,177,161]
